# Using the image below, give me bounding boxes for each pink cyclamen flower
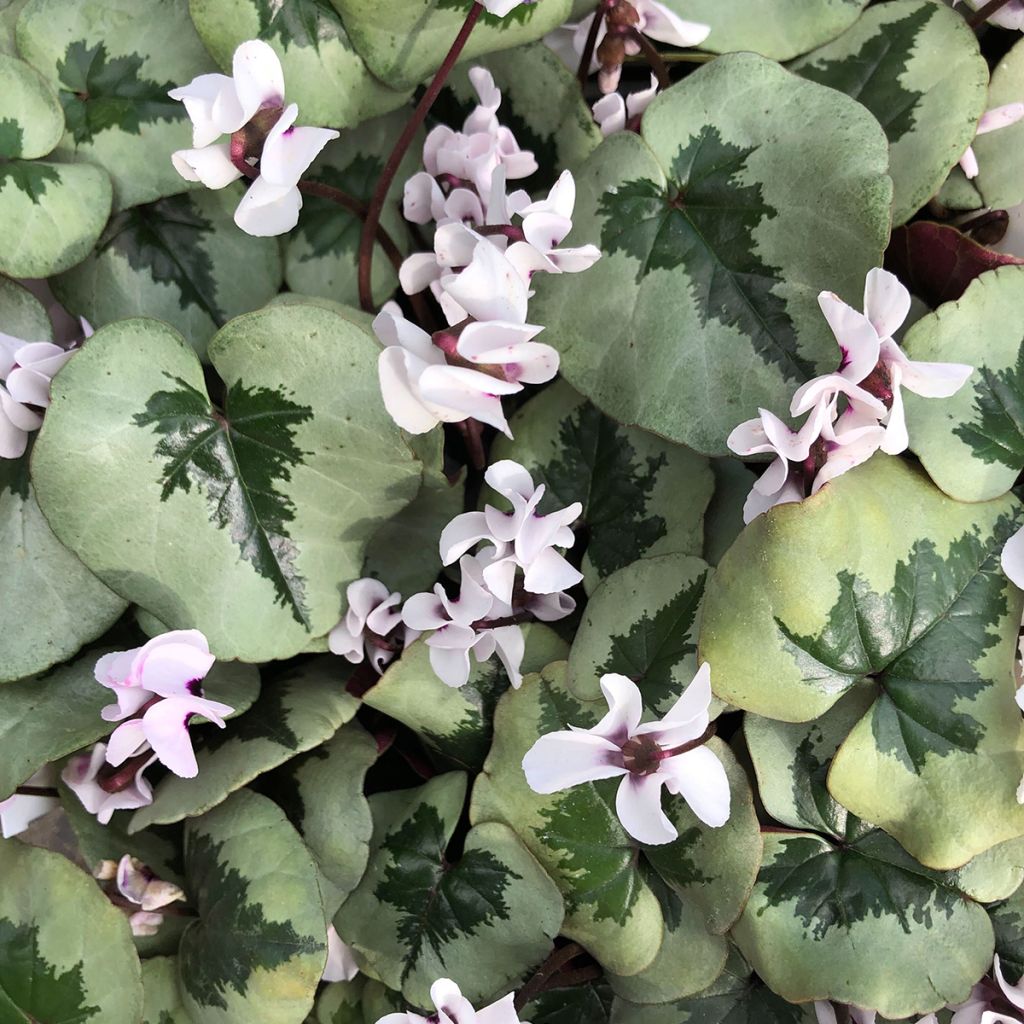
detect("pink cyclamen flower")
[592,73,659,136]
[522,665,730,845]
[0,766,59,838]
[439,459,582,603]
[402,554,526,689]
[328,578,419,674]
[0,332,73,459]
[62,743,157,824]
[959,103,1024,178]
[374,304,520,437]
[115,855,186,936]
[169,40,339,236]
[324,925,360,983]
[376,978,522,1024]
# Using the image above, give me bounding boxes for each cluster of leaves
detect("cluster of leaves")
[4,1,1024,1023]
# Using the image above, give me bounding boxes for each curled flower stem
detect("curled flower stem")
[628,29,670,90]
[662,721,717,758]
[514,942,588,1009]
[96,751,154,794]
[967,0,1016,26]
[576,3,607,88]
[356,2,486,313]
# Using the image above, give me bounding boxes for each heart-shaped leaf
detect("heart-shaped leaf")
[315,977,366,1024]
[0,53,63,158]
[130,658,357,831]
[363,622,568,772]
[792,0,987,226]
[141,957,189,1024]
[0,159,111,277]
[31,308,423,661]
[611,948,817,1024]
[903,265,1024,502]
[701,454,1024,869]
[992,885,1024,984]
[0,280,126,681]
[731,828,993,1017]
[471,663,760,993]
[188,0,411,130]
[180,788,327,1024]
[52,186,284,360]
[439,41,602,188]
[489,381,713,591]
[284,109,419,310]
[16,0,216,210]
[0,839,143,1024]
[327,0,572,92]
[255,720,377,915]
[528,52,892,455]
[662,0,866,61]
[567,553,710,716]
[336,771,565,1008]
[974,36,1024,212]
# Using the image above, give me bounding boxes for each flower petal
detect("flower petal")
[862,267,910,340]
[522,730,625,793]
[171,143,243,189]
[817,291,881,381]
[1003,525,1024,590]
[232,39,285,122]
[259,105,339,188]
[615,772,677,845]
[234,177,302,236]
[439,510,493,564]
[661,745,731,827]
[594,673,644,745]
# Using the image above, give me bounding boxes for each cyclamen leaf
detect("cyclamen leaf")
[701,455,1024,869]
[56,40,179,144]
[732,830,992,1017]
[180,789,326,1024]
[337,772,564,1007]
[974,35,1024,211]
[0,53,64,158]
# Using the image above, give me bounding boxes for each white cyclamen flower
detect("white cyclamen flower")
[169,40,339,236]
[328,577,419,674]
[0,333,73,459]
[592,74,659,136]
[959,103,1024,178]
[402,554,526,689]
[323,925,360,983]
[376,977,522,1024]
[522,665,730,845]
[440,459,582,603]
[61,743,157,824]
[0,766,59,838]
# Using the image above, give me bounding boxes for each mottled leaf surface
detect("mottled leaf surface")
[0,840,143,1024]
[337,771,564,1008]
[31,309,422,660]
[903,265,1024,502]
[529,53,891,454]
[975,36,1024,211]
[701,455,1024,869]
[0,52,63,158]
[180,789,326,1024]
[793,0,987,225]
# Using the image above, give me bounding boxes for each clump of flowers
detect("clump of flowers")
[728,267,973,522]
[94,855,185,936]
[328,578,419,674]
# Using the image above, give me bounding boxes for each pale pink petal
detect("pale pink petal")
[403,171,444,224]
[442,241,529,324]
[643,663,712,733]
[416,365,518,436]
[880,365,909,456]
[106,720,150,766]
[402,589,451,631]
[522,546,583,596]
[960,145,980,179]
[475,991,520,1024]
[427,637,475,689]
[1003,525,1024,590]
[259,105,338,188]
[862,267,911,340]
[814,1004,838,1024]
[616,772,677,845]
[1,387,42,430]
[817,291,881,381]
[593,93,626,136]
[978,103,1024,134]
[811,426,885,493]
[594,673,644,744]
[138,645,215,699]
[171,144,243,189]
[6,368,52,407]
[439,511,493,564]
[232,40,285,122]
[234,177,302,236]
[141,697,227,778]
[433,222,482,269]
[522,731,625,793]
[481,553,519,606]
[323,925,359,983]
[894,356,973,398]
[168,72,244,145]
[488,624,525,688]
[400,252,443,296]
[0,793,59,838]
[661,745,731,827]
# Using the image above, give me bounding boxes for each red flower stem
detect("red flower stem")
[967,0,1016,26]
[662,721,717,758]
[514,942,587,1010]
[577,3,606,88]
[97,751,154,794]
[629,29,670,90]
[457,418,487,471]
[356,2,486,314]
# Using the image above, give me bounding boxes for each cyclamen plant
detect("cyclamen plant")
[7,0,1024,1023]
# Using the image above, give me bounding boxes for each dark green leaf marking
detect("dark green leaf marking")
[644,826,713,896]
[99,195,225,323]
[133,373,314,625]
[522,982,614,1024]
[295,155,382,260]
[992,895,1024,984]
[532,401,667,576]
[954,339,1024,469]
[775,523,1017,772]
[0,448,31,500]
[0,918,100,1022]
[536,677,599,736]
[200,676,302,754]
[790,726,845,838]
[182,831,322,1009]
[422,662,509,771]
[56,40,181,145]
[758,830,966,938]
[251,745,328,828]
[374,804,520,981]
[597,570,706,713]
[797,3,933,145]
[600,125,813,381]
[254,0,345,50]
[436,0,540,28]
[667,969,811,1024]
[0,160,61,203]
[0,119,23,159]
